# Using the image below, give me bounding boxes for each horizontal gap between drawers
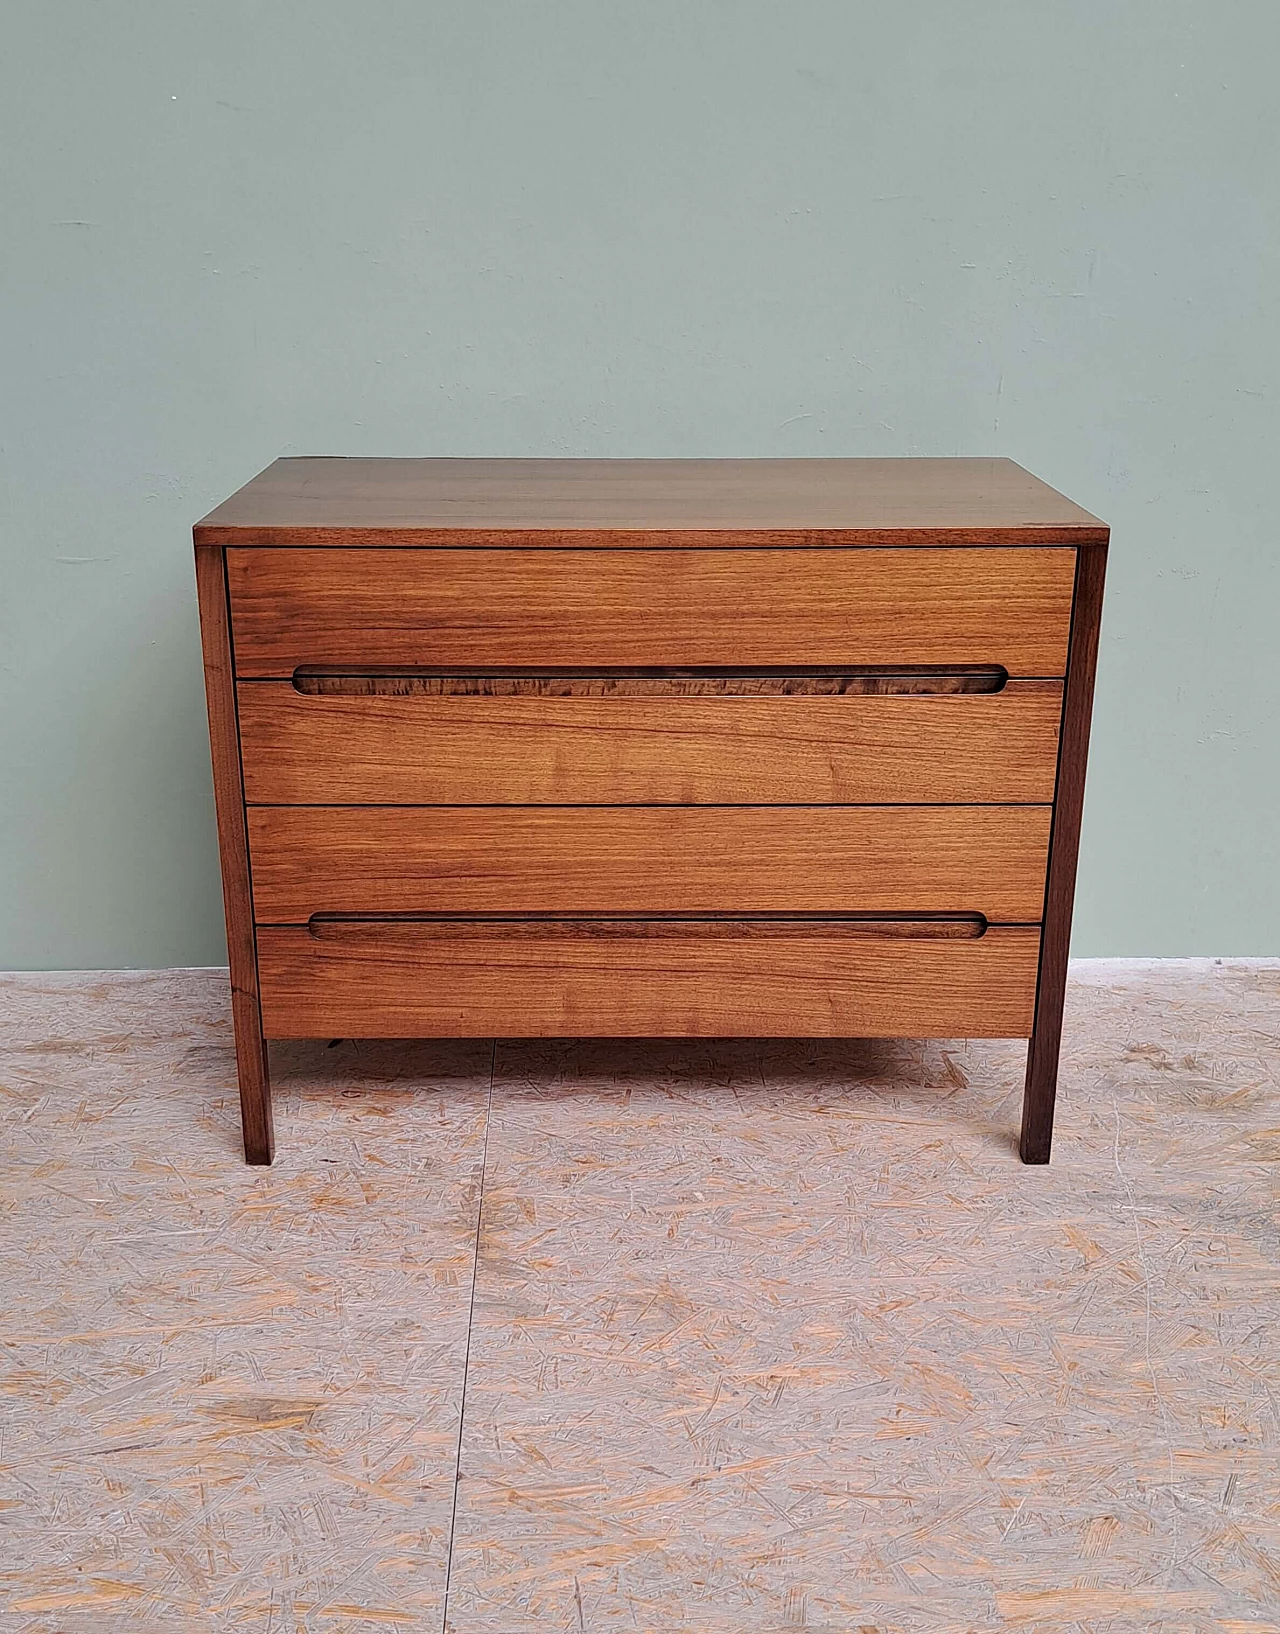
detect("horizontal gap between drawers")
[296,911,998,941]
[220,540,1094,551]
[289,664,1011,696]
[243,801,1055,809]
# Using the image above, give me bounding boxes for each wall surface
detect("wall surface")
[2,0,1277,965]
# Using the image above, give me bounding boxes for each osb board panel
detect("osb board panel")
[0,971,492,1633]
[2,960,1279,1634]
[446,963,1280,1633]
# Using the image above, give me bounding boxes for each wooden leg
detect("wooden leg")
[1018,541,1107,1165]
[231,984,273,1164]
[196,540,275,1166]
[1020,977,1064,1164]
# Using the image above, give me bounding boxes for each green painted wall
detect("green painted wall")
[2,2,1276,965]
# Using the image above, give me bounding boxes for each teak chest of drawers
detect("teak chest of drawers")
[194,457,1107,1167]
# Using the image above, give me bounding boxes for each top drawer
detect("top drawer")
[226,547,1076,676]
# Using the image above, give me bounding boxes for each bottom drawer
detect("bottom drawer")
[256,920,1041,1039]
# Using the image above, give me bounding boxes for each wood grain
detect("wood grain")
[193,542,273,1164]
[245,805,1053,924]
[445,962,1279,1630]
[195,456,1109,547]
[4,963,1276,1626]
[0,969,492,1626]
[1021,543,1109,1162]
[226,546,1076,676]
[236,681,1063,806]
[256,921,1041,1039]
[290,666,1010,697]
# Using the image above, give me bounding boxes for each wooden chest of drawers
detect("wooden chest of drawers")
[195,458,1107,1166]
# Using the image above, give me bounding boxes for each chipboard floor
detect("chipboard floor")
[1,961,1277,1632]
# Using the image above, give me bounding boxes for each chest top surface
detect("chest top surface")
[195,457,1108,548]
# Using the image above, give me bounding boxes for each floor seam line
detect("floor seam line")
[441,1037,497,1634]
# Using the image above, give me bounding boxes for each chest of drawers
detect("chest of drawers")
[195,458,1106,1167]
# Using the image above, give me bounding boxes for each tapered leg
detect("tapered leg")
[1020,976,1065,1164]
[1018,541,1107,1164]
[196,540,275,1164]
[231,985,273,1164]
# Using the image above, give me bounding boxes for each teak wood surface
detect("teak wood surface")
[193,545,273,1164]
[288,670,1012,697]
[1020,542,1108,1162]
[255,921,1041,1040]
[245,805,1052,925]
[235,682,1064,806]
[194,457,1108,1165]
[196,456,1108,547]
[226,547,1075,676]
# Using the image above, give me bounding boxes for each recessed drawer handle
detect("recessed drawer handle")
[290,665,1009,698]
[305,911,991,940]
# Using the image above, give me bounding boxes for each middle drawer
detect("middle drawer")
[237,679,1063,806]
[247,805,1051,924]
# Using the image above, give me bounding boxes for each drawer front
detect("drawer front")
[237,681,1063,805]
[256,920,1041,1039]
[227,547,1075,676]
[246,806,1051,923]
